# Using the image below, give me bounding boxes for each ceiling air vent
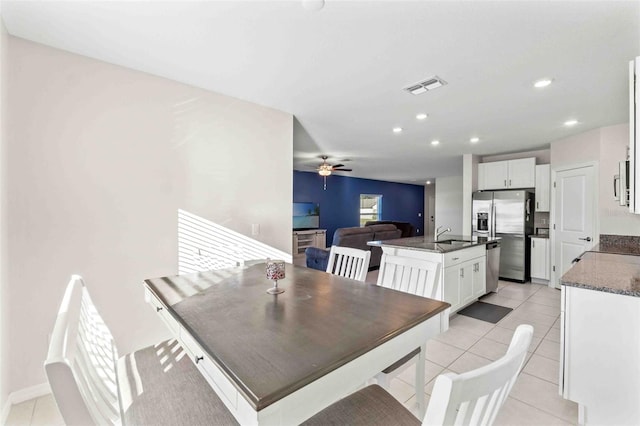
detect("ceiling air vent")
[404,76,447,95]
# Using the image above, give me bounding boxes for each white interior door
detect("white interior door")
[552,164,596,288]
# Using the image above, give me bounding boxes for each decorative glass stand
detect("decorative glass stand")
[266,260,286,295]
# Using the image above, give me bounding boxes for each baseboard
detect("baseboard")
[1,382,51,423]
[531,278,550,285]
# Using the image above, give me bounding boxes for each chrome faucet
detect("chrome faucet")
[436,226,451,240]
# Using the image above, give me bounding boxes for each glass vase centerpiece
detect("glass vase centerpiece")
[266,260,286,295]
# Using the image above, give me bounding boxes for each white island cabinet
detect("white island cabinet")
[371,237,487,316]
[560,251,640,425]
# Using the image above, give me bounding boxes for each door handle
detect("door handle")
[532,240,535,248]
[504,179,507,187]
[460,268,464,278]
[579,237,592,242]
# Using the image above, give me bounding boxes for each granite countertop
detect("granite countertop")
[590,234,640,256]
[561,251,640,297]
[531,234,549,239]
[367,234,500,254]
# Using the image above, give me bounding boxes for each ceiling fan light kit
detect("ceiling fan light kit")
[316,155,353,190]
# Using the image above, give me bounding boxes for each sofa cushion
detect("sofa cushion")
[365,221,415,238]
[332,227,375,251]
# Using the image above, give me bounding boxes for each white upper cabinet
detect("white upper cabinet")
[535,164,550,212]
[478,158,536,190]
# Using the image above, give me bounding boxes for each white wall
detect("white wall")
[550,123,640,235]
[462,154,479,236]
[482,148,551,165]
[435,175,463,236]
[0,17,9,408]
[6,37,293,394]
[424,184,435,237]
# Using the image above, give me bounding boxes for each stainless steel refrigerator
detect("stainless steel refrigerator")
[472,190,535,283]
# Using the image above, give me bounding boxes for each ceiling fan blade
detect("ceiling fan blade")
[331,164,345,169]
[333,168,353,172]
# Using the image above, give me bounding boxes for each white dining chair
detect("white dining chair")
[302,324,534,426]
[326,245,371,282]
[375,253,441,388]
[44,275,238,426]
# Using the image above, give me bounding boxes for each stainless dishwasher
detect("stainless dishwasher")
[486,241,501,293]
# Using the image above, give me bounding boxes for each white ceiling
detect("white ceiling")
[3,1,639,184]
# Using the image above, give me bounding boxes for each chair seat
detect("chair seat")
[301,385,420,426]
[382,347,421,374]
[118,339,239,426]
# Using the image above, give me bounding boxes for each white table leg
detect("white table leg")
[415,342,427,419]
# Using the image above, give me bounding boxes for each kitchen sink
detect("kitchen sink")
[436,239,472,245]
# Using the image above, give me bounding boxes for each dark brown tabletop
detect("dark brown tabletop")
[144,263,449,411]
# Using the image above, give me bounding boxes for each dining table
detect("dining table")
[144,262,450,425]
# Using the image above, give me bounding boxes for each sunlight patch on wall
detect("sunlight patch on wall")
[178,209,291,274]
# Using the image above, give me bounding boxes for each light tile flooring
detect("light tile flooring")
[6,279,577,425]
[384,279,578,425]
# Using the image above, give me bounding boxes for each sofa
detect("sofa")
[305,224,401,272]
[364,220,416,238]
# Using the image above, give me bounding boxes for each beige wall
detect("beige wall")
[550,123,640,236]
[6,37,293,394]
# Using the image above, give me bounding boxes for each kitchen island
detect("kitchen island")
[560,237,640,425]
[369,235,499,317]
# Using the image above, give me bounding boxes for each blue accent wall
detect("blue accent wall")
[293,171,425,246]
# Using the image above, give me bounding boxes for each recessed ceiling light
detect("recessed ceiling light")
[416,113,428,120]
[534,78,553,88]
[426,180,431,185]
[393,127,403,133]
[470,137,480,143]
[564,119,579,126]
[431,140,440,146]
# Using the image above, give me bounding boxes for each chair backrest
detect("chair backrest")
[377,253,440,298]
[44,275,121,426]
[423,324,534,426]
[326,245,371,282]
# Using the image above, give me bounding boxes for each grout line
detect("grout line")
[507,394,576,425]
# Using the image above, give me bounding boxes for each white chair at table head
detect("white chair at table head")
[44,274,238,426]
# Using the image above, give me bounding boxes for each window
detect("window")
[359,194,382,226]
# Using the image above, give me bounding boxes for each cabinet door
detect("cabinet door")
[459,262,474,306]
[443,266,462,311]
[314,231,326,249]
[535,164,550,212]
[507,158,536,188]
[472,259,486,298]
[479,161,509,190]
[530,238,548,279]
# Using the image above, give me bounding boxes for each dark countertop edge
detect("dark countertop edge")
[531,235,549,239]
[368,237,499,253]
[560,279,640,298]
[144,279,451,411]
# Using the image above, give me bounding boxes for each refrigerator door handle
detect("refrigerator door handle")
[525,198,531,215]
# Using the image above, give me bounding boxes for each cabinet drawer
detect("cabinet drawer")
[179,328,238,409]
[443,245,486,267]
[145,287,179,335]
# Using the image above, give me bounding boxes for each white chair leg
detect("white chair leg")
[416,343,427,419]
[375,372,390,389]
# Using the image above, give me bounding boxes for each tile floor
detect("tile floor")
[5,279,577,425]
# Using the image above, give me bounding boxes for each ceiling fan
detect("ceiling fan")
[316,156,352,190]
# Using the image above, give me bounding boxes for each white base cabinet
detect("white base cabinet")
[444,256,486,312]
[560,286,640,425]
[381,244,486,315]
[530,237,549,282]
